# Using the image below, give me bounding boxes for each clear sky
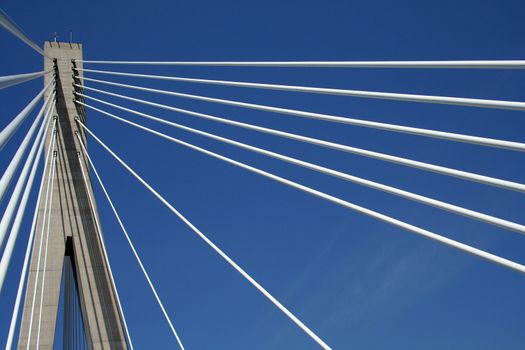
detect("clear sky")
[1,0,525,349]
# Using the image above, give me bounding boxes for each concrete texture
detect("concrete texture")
[17,42,128,349]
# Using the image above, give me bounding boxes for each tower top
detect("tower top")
[44,40,82,52]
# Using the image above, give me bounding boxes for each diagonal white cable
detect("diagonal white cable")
[0,93,55,250]
[75,68,525,111]
[0,101,55,291]
[0,9,52,59]
[0,80,54,151]
[75,99,525,235]
[75,133,185,350]
[0,91,55,205]
[28,128,57,350]
[0,70,52,90]
[75,79,525,152]
[75,119,333,350]
[73,93,525,193]
[4,117,56,350]
[76,115,525,276]
[76,146,135,350]
[76,59,525,69]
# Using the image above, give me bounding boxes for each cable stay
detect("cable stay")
[0,80,54,151]
[76,59,525,69]
[0,102,55,292]
[76,78,525,152]
[0,93,55,255]
[1,11,523,345]
[75,106,525,277]
[75,118,333,350]
[0,70,52,90]
[0,9,52,59]
[77,104,525,273]
[75,68,525,111]
[25,122,58,350]
[76,133,186,350]
[72,90,525,193]
[4,117,56,350]
[0,91,55,205]
[76,145,135,350]
[33,133,58,350]
[74,97,525,235]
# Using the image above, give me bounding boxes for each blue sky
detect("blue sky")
[1,0,525,348]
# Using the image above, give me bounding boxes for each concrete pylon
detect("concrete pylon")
[16,42,129,349]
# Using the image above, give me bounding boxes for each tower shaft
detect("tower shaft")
[17,41,128,350]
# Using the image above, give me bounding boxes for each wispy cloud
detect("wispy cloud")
[262,216,477,348]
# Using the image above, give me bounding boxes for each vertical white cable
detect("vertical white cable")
[34,144,57,349]
[26,126,57,350]
[4,117,56,350]
[76,133,185,349]
[0,102,55,291]
[76,149,135,350]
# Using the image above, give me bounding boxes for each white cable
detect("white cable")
[76,116,525,276]
[76,59,525,69]
[4,117,56,350]
[76,146,135,350]
[75,68,525,111]
[26,127,57,350]
[0,103,55,291]
[76,99,525,235]
[0,9,52,59]
[75,119,333,350]
[0,70,52,90]
[0,80,54,151]
[76,79,525,152]
[0,91,55,204]
[73,95,525,193]
[34,144,57,349]
[76,134,185,350]
[0,94,55,250]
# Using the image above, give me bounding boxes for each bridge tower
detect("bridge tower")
[16,42,129,349]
